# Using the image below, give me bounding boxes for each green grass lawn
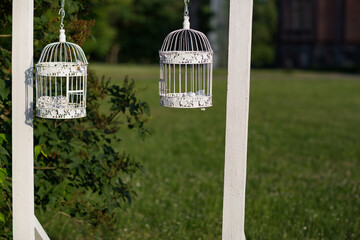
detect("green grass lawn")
[41,64,360,239]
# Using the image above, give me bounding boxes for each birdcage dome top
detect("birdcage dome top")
[160,15,213,53]
[37,41,88,65]
[159,17,213,65]
[160,28,213,53]
[37,29,88,65]
[36,30,88,76]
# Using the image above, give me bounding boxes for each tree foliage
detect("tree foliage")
[252,0,278,67]
[83,0,211,63]
[0,1,13,236]
[0,0,150,238]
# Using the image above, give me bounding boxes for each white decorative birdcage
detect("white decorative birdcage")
[159,0,213,110]
[35,0,88,119]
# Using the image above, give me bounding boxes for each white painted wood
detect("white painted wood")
[34,217,50,240]
[12,0,35,239]
[222,0,253,239]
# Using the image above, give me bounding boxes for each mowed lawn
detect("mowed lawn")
[42,64,360,239]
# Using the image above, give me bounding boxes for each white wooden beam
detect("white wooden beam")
[35,217,50,240]
[12,0,35,239]
[222,0,253,239]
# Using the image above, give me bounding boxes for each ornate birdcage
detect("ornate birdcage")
[35,0,88,119]
[159,0,213,110]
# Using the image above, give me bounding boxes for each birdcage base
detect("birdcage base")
[36,107,86,119]
[160,93,212,108]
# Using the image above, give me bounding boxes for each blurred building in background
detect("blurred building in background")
[277,0,360,69]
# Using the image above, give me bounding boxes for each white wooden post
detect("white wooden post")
[12,0,35,239]
[222,0,253,239]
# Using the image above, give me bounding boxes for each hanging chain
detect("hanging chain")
[184,0,190,17]
[59,0,66,29]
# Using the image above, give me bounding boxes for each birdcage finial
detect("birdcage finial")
[183,0,190,29]
[58,0,66,42]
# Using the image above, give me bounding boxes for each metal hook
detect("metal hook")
[58,0,66,29]
[184,0,190,17]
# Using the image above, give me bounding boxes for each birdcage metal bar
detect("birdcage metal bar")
[84,75,87,105]
[66,75,69,101]
[210,63,213,97]
[185,64,188,92]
